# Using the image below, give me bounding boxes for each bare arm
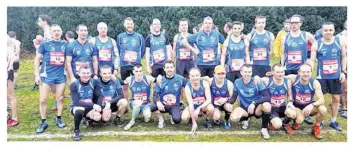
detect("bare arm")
[198,81,211,109]
[340,36,347,72]
[93,56,99,75]
[280,35,286,66]
[244,38,250,63]
[285,74,297,83]
[270,32,275,57]
[308,41,318,68]
[286,79,293,103]
[66,56,75,80]
[112,39,120,71]
[34,53,43,77]
[172,35,178,61]
[181,38,199,54]
[146,47,151,69]
[185,85,195,112]
[221,38,229,65]
[312,80,325,106]
[124,76,132,86]
[306,32,316,44]
[227,80,234,98]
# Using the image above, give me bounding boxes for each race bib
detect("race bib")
[75,61,89,73]
[288,51,302,64]
[103,96,112,102]
[253,48,267,61]
[134,93,148,104]
[50,52,65,66]
[193,96,206,105]
[295,93,312,105]
[202,49,215,62]
[231,59,245,71]
[162,94,177,106]
[270,96,285,108]
[98,49,112,62]
[179,48,191,60]
[124,50,137,63]
[153,49,166,63]
[323,60,339,75]
[80,99,92,103]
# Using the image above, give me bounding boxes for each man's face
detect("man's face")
[214,71,226,81]
[241,67,252,80]
[152,20,161,33]
[284,22,291,32]
[203,19,213,32]
[76,26,88,40]
[164,63,175,77]
[79,68,92,83]
[133,66,143,79]
[100,68,112,82]
[179,21,188,33]
[51,26,62,41]
[97,23,108,36]
[255,18,266,30]
[189,69,201,84]
[290,17,302,31]
[124,20,134,33]
[322,24,335,40]
[298,65,312,81]
[272,66,285,80]
[232,24,242,36]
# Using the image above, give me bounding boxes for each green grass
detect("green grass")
[7,57,347,142]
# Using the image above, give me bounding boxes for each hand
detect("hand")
[192,107,201,119]
[192,47,200,55]
[265,72,273,77]
[34,75,42,86]
[303,103,314,116]
[93,104,102,112]
[217,98,228,105]
[240,34,246,40]
[224,102,233,111]
[93,75,99,80]
[146,67,152,75]
[286,101,294,109]
[191,122,198,133]
[340,73,346,83]
[157,75,163,85]
[102,107,112,121]
[156,101,165,112]
[247,103,255,115]
[111,74,117,82]
[133,100,143,107]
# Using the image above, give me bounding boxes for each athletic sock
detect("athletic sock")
[261,112,271,128]
[282,116,291,125]
[225,112,230,121]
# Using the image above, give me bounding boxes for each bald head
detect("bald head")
[97,22,108,36]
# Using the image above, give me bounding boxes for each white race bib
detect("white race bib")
[153,49,166,63]
[179,48,191,60]
[253,48,267,61]
[323,60,339,75]
[50,52,65,66]
[288,51,302,64]
[98,49,112,62]
[124,50,137,63]
[231,59,244,71]
[202,49,215,62]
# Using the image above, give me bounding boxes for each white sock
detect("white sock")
[330,118,336,123]
[11,116,17,121]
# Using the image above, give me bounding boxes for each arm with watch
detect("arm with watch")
[302,80,325,116]
[247,89,271,114]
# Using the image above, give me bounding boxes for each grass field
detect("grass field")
[7,56,347,142]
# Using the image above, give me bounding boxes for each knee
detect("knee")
[271,118,282,129]
[207,104,215,114]
[285,109,297,119]
[318,105,327,115]
[332,96,340,103]
[56,95,64,102]
[119,99,128,107]
[262,102,271,112]
[173,115,182,124]
[213,112,221,120]
[40,98,47,104]
[74,109,85,118]
[295,115,304,124]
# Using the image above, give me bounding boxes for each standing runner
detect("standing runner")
[182,16,225,77]
[221,21,250,83]
[117,17,145,99]
[8,31,21,89]
[7,35,19,128]
[308,21,347,131]
[33,24,67,133]
[146,18,172,78]
[247,16,275,77]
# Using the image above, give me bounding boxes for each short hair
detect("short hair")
[321,21,335,28]
[39,14,52,26]
[203,16,213,23]
[8,31,16,38]
[124,17,133,22]
[97,22,107,28]
[65,31,75,38]
[299,63,312,71]
[179,18,188,24]
[152,18,160,24]
[240,64,253,71]
[283,19,290,24]
[50,24,62,30]
[290,14,303,23]
[271,63,283,71]
[163,60,175,68]
[255,15,266,23]
[79,64,91,72]
[225,22,233,29]
[232,21,243,28]
[133,63,143,69]
[188,67,201,75]
[76,24,87,31]
[99,65,111,72]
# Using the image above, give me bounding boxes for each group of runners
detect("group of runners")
[6,13,347,141]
